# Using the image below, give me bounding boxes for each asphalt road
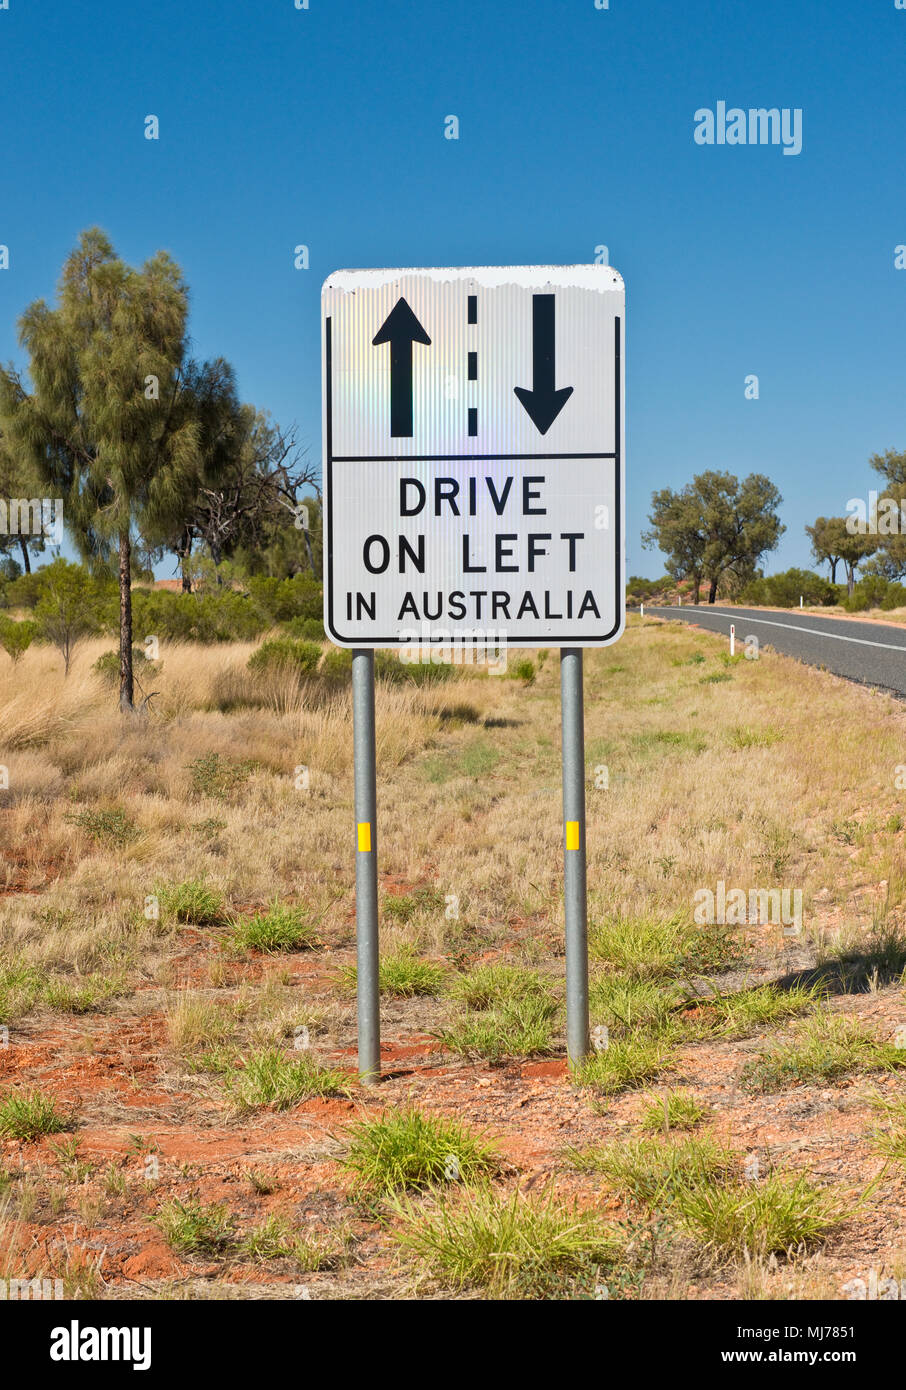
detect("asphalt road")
[643,605,906,698]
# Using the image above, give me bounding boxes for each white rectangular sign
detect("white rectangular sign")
[322,264,624,648]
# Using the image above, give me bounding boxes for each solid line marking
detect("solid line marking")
[357,822,372,852]
[653,610,906,654]
[565,821,580,851]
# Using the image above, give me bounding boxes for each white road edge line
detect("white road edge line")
[650,610,906,654]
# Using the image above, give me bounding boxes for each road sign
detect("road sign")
[322,265,625,649]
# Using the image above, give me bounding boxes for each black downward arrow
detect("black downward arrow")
[513,293,573,435]
[372,297,432,437]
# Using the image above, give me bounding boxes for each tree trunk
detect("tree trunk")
[846,562,855,597]
[119,529,134,712]
[18,537,30,574]
[830,558,838,584]
[180,531,192,592]
[692,575,701,605]
[708,576,718,604]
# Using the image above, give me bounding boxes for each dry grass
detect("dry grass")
[2,618,904,1003]
[1,616,905,1299]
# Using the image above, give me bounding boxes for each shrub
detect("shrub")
[33,559,110,673]
[130,588,269,643]
[740,568,838,608]
[247,637,321,678]
[93,646,159,685]
[319,648,353,685]
[186,751,253,799]
[0,614,36,663]
[284,616,326,641]
[844,575,906,612]
[64,807,139,847]
[376,650,455,685]
[4,569,46,609]
[626,575,671,600]
[509,658,536,683]
[246,574,323,625]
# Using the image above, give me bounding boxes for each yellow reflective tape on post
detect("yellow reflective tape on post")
[565,821,580,852]
[357,822,372,853]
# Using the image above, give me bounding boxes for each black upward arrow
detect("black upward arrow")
[513,293,573,435]
[372,297,432,437]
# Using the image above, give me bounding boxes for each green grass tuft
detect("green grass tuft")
[341,946,446,998]
[672,1173,849,1259]
[589,975,686,1038]
[152,1198,234,1254]
[228,901,319,954]
[440,994,557,1062]
[572,1036,670,1096]
[589,912,738,980]
[341,1106,499,1195]
[565,1133,735,1204]
[447,963,548,1010]
[697,982,820,1040]
[0,1090,71,1141]
[870,1096,906,1164]
[391,1185,623,1297]
[741,1013,906,1092]
[640,1090,711,1134]
[224,1048,353,1110]
[159,879,226,926]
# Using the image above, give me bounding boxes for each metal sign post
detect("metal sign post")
[560,648,590,1062]
[322,265,625,1081]
[351,649,380,1083]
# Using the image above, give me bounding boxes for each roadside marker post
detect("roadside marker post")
[730,623,735,657]
[322,265,625,1079]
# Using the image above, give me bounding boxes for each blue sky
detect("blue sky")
[0,0,903,580]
